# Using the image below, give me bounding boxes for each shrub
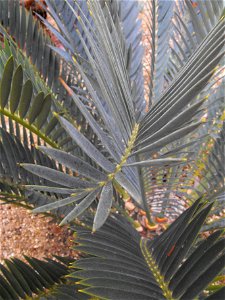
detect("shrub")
[0,1,224,299]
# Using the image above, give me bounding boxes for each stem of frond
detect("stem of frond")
[0,108,58,148]
[140,238,174,300]
[98,123,140,187]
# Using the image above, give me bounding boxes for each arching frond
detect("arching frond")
[0,256,85,300]
[148,0,224,103]
[70,199,225,300]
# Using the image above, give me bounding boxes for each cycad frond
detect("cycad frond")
[70,199,225,300]
[18,0,224,229]
[0,256,83,300]
[0,0,59,88]
[47,0,145,118]
[138,4,224,217]
[149,0,224,103]
[0,127,72,214]
[0,0,98,153]
[0,1,224,298]
[0,55,59,147]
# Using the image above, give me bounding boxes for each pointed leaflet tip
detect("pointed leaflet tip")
[92,182,113,232]
[59,220,65,227]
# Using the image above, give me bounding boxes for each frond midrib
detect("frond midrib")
[0,107,58,148]
[140,238,174,300]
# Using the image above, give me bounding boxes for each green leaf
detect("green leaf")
[9,64,23,114]
[4,260,32,297]
[162,204,214,280]
[169,230,223,291]
[133,122,202,155]
[25,185,79,194]
[93,182,113,232]
[0,55,14,108]
[44,116,58,135]
[71,200,224,300]
[82,287,157,300]
[32,192,88,213]
[36,94,52,129]
[172,239,225,298]
[125,158,185,167]
[0,256,72,299]
[28,91,45,124]
[58,116,115,173]
[21,164,95,189]
[115,172,141,204]
[180,254,225,300]
[38,146,107,182]
[18,79,33,118]
[60,188,101,225]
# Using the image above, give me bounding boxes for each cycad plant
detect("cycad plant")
[0,0,224,299]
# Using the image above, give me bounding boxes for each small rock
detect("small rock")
[136,226,143,232]
[125,201,135,211]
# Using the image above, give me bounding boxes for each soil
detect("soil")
[0,204,78,263]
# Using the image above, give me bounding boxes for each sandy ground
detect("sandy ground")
[0,204,78,263]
